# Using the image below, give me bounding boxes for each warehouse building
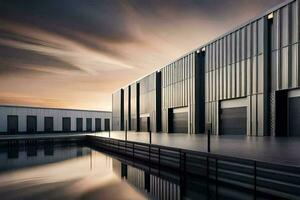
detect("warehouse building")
[113,0,300,136]
[0,105,111,134]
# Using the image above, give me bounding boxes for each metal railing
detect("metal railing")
[87,135,300,199]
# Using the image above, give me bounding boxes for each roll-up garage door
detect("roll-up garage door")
[220,107,247,135]
[44,117,53,132]
[7,115,18,134]
[76,118,83,132]
[104,119,110,131]
[27,116,37,133]
[95,118,101,131]
[86,118,92,132]
[172,108,188,133]
[289,97,300,136]
[62,117,71,132]
[140,117,150,132]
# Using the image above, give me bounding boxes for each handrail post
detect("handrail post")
[207,129,211,153]
[125,120,127,141]
[206,123,212,153]
[216,158,218,197]
[149,130,152,144]
[254,161,257,198]
[158,147,160,165]
[125,120,127,155]
[149,144,151,163]
[206,156,210,198]
[133,143,135,159]
[108,126,110,138]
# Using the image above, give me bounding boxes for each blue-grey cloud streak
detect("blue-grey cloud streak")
[0,0,284,110]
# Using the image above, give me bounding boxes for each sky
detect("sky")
[0,0,285,111]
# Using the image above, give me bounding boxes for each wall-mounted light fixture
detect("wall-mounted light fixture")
[268,12,274,19]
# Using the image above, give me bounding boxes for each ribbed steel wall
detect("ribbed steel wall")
[204,16,266,136]
[139,72,161,132]
[130,82,139,131]
[113,0,300,136]
[112,89,124,131]
[161,53,197,133]
[270,1,299,136]
[205,0,300,136]
[124,86,130,131]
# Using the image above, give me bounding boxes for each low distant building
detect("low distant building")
[0,105,112,134]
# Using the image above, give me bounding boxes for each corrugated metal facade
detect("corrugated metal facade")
[204,14,267,136]
[130,82,140,131]
[205,0,300,136]
[124,86,131,131]
[113,0,300,136]
[112,89,124,131]
[139,72,161,132]
[161,52,204,134]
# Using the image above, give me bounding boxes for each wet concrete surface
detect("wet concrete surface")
[95,131,300,166]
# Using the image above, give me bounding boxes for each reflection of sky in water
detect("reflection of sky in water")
[0,145,147,200]
[0,143,279,200]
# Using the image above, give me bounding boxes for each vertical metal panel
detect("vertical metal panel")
[227,64,231,99]
[258,18,264,54]
[112,89,124,131]
[241,60,246,96]
[252,21,258,56]
[236,62,241,97]
[252,56,257,94]
[257,55,264,93]
[281,5,290,47]
[257,94,264,136]
[251,95,257,136]
[281,46,289,89]
[232,63,236,98]
[247,24,252,58]
[291,1,299,44]
[291,44,299,87]
[124,86,131,130]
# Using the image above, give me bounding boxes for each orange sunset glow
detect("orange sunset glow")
[0,0,285,111]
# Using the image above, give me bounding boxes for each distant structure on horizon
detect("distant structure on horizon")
[0,105,112,134]
[113,0,300,137]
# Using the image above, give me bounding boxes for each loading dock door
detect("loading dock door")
[44,117,53,132]
[62,117,71,132]
[220,107,247,135]
[140,117,150,132]
[86,118,92,132]
[95,118,101,131]
[172,110,188,133]
[289,97,300,136]
[105,119,110,131]
[27,116,37,133]
[7,115,18,134]
[76,118,83,132]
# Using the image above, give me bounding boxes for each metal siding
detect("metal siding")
[112,89,124,131]
[0,106,111,133]
[113,0,300,137]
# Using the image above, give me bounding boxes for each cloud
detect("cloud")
[0,0,286,110]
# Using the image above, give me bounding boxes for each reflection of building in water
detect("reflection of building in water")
[112,159,180,200]
[0,141,91,171]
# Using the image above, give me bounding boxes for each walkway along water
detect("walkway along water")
[87,135,300,200]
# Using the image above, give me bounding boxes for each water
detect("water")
[0,141,280,200]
